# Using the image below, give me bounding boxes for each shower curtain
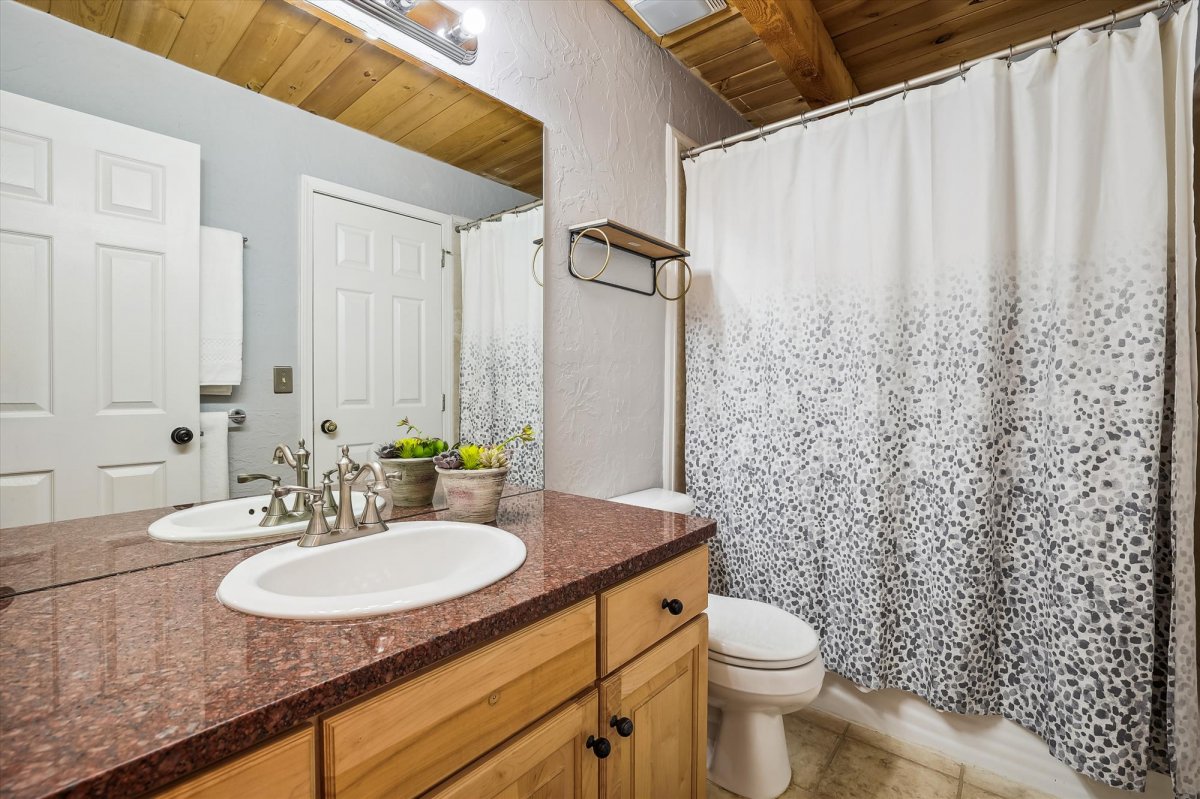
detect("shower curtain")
[684,6,1198,795]
[459,206,543,489]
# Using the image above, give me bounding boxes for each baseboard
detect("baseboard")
[810,673,1174,799]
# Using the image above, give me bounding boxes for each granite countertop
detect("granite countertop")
[0,490,715,799]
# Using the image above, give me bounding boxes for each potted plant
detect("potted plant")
[433,425,536,523]
[375,418,449,507]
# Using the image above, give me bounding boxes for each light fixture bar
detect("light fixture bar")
[341,0,479,64]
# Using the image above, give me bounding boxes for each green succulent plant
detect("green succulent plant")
[434,424,536,471]
[375,417,448,460]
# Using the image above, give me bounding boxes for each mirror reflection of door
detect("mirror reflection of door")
[0,91,201,525]
[309,188,448,469]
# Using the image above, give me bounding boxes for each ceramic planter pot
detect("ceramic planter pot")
[378,457,438,507]
[435,466,508,523]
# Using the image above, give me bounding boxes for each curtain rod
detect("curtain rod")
[683,0,1179,159]
[455,199,543,232]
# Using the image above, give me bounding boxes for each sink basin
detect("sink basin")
[148,493,368,543]
[215,521,527,619]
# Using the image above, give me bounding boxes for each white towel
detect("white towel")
[200,226,243,387]
[199,411,230,501]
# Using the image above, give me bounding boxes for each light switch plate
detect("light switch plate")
[273,366,293,394]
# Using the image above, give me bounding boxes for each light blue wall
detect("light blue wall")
[0,1,534,490]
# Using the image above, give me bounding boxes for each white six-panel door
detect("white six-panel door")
[0,91,200,526]
[311,191,444,468]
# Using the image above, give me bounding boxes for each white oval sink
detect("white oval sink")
[216,521,527,619]
[148,493,367,543]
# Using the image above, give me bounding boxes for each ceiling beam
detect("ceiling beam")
[728,0,855,107]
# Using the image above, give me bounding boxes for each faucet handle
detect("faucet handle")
[297,498,331,546]
[237,473,281,486]
[358,481,388,533]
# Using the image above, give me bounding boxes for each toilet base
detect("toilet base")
[708,707,791,799]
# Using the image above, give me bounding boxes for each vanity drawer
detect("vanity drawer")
[150,726,314,799]
[600,546,708,674]
[322,599,597,799]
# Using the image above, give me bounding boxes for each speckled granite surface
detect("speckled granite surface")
[0,490,714,799]
[0,483,539,596]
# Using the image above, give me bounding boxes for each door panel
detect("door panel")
[601,617,708,799]
[425,691,600,799]
[0,91,201,523]
[311,192,443,468]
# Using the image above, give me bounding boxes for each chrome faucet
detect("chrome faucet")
[272,440,311,514]
[274,446,388,547]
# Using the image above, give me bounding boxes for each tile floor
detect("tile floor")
[707,708,1061,799]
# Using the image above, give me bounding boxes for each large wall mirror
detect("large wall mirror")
[0,0,545,594]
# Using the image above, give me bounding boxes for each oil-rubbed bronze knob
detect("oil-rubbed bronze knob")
[662,598,684,616]
[585,735,612,759]
[610,716,634,737]
[170,426,194,445]
[320,419,338,434]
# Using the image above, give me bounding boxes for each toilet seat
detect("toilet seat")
[707,594,819,669]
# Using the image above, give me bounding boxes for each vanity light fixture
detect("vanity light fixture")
[337,0,483,64]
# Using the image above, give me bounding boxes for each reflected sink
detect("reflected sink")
[148,493,367,543]
[215,521,527,619]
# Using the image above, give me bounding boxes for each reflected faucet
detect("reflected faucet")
[272,440,311,514]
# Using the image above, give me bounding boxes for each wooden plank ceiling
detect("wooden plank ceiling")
[612,0,1148,126]
[16,0,543,196]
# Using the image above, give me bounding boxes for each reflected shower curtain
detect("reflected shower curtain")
[459,206,543,489]
[684,7,1198,795]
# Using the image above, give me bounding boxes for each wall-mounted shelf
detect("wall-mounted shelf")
[568,219,689,297]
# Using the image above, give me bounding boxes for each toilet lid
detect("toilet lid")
[707,594,819,667]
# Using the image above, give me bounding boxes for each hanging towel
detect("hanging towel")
[199,411,230,501]
[200,226,243,388]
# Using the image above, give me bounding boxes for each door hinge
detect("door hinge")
[441,249,452,269]
[442,394,447,412]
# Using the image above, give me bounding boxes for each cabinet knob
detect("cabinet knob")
[661,597,684,616]
[320,419,338,434]
[610,716,634,737]
[170,426,194,445]
[585,735,612,759]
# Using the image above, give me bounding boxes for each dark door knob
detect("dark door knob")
[610,716,634,737]
[320,419,338,434]
[585,735,611,759]
[170,427,194,445]
[662,598,684,616]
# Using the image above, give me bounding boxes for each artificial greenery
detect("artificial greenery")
[433,424,536,471]
[375,418,449,460]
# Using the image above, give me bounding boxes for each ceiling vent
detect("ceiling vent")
[628,0,727,37]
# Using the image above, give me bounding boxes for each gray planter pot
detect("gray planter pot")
[378,457,438,507]
[435,466,509,523]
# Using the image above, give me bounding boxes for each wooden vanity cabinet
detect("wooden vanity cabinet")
[152,545,709,799]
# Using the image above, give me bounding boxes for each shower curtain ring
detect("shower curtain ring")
[530,241,544,287]
[568,227,611,281]
[1007,44,1015,68]
[959,61,967,81]
[1107,9,1117,35]
[1050,30,1059,53]
[902,80,909,100]
[845,98,854,115]
[756,125,766,140]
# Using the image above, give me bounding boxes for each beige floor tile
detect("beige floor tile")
[845,724,961,776]
[784,714,844,789]
[789,707,851,734]
[816,738,961,799]
[961,785,1006,799]
[962,766,1061,799]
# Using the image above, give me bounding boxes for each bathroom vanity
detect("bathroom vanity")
[0,492,714,799]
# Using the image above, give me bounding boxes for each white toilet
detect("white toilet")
[608,489,826,799]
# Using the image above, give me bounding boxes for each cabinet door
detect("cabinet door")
[424,691,600,799]
[600,617,707,799]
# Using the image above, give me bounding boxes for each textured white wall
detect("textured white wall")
[379,0,749,497]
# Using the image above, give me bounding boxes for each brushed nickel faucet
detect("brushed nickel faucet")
[271,440,311,514]
[274,446,389,547]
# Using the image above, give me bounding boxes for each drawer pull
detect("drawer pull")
[661,597,684,616]
[610,716,634,737]
[586,735,612,759]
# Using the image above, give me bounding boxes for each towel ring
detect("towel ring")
[568,227,611,281]
[654,258,693,302]
[531,241,544,287]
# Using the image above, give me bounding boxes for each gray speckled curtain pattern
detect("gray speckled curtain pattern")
[683,7,1198,796]
[459,206,544,489]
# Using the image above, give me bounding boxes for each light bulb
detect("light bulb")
[460,7,486,37]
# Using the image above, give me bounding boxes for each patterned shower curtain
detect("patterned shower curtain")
[459,205,543,489]
[683,7,1198,795]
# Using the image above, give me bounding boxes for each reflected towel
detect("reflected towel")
[200,226,243,387]
[200,411,229,501]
